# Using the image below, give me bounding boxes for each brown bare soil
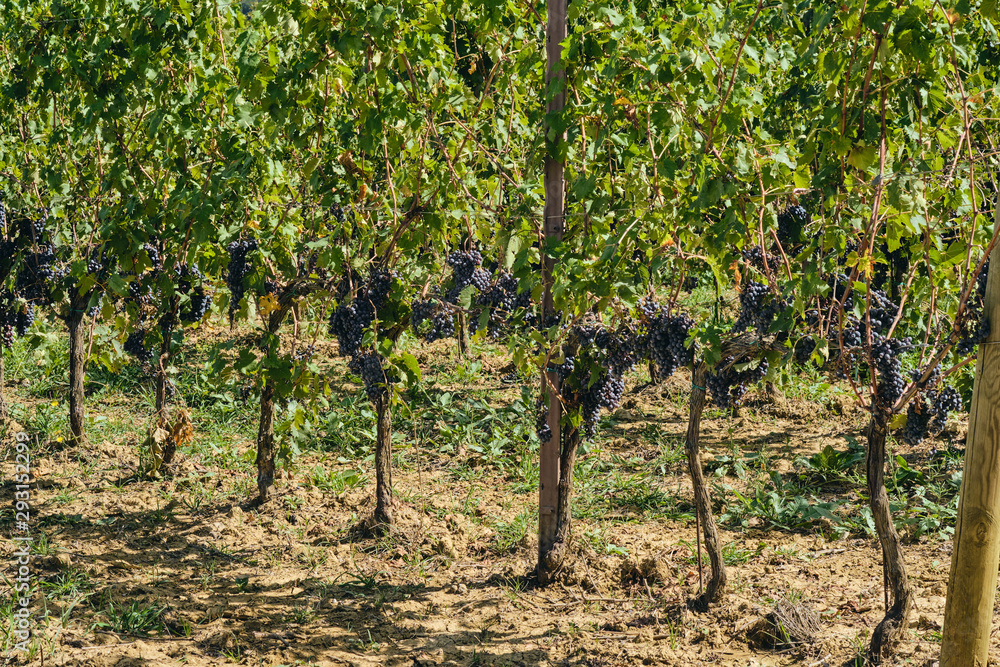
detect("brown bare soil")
[0,357,978,667]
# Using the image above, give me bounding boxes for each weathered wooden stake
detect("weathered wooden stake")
[537,0,566,583]
[941,238,1000,667]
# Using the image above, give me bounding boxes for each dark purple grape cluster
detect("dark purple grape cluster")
[776,205,809,247]
[293,345,315,362]
[741,246,776,272]
[327,268,393,356]
[182,286,212,323]
[706,356,769,410]
[578,373,626,437]
[872,336,912,408]
[648,312,694,377]
[14,302,34,337]
[446,250,483,302]
[16,246,59,303]
[471,268,491,292]
[15,213,46,245]
[556,356,575,379]
[956,259,990,355]
[794,336,817,365]
[733,281,781,334]
[141,243,161,271]
[124,329,153,362]
[536,400,552,442]
[226,238,258,315]
[411,299,436,329]
[129,278,152,305]
[481,271,529,312]
[0,290,30,349]
[348,352,397,402]
[86,246,115,279]
[900,385,963,445]
[425,310,456,342]
[866,288,900,335]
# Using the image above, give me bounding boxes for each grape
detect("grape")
[873,336,911,408]
[182,286,212,323]
[16,246,59,303]
[425,310,456,342]
[411,299,436,329]
[733,281,781,334]
[16,214,46,245]
[536,400,552,442]
[956,258,991,354]
[741,246,776,272]
[471,268,491,292]
[141,243,161,271]
[776,205,809,246]
[648,311,694,378]
[707,356,768,410]
[794,336,817,366]
[226,238,258,315]
[349,351,397,402]
[446,250,483,302]
[124,329,154,362]
[900,384,963,445]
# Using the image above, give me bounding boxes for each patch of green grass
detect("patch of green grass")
[307,465,366,495]
[91,600,167,637]
[492,508,535,555]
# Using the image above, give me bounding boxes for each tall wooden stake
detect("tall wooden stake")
[941,237,1000,667]
[538,0,566,580]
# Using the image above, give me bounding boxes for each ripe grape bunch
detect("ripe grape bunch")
[446,250,483,302]
[476,271,530,337]
[327,268,393,357]
[901,384,962,445]
[732,281,782,335]
[956,258,990,355]
[16,246,59,304]
[776,204,809,247]
[741,246,776,272]
[706,355,769,410]
[0,290,32,349]
[226,238,258,316]
[124,329,154,363]
[647,309,694,378]
[871,336,912,408]
[348,352,397,402]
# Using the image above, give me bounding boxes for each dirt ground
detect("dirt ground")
[0,360,979,667]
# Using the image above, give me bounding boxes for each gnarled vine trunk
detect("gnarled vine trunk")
[67,306,87,446]
[685,363,726,605]
[0,354,7,423]
[155,324,176,464]
[256,378,276,503]
[867,413,913,664]
[373,392,394,527]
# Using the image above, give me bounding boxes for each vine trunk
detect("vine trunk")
[374,392,394,527]
[67,307,87,446]
[686,362,727,605]
[867,413,913,664]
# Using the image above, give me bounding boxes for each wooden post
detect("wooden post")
[941,239,1000,666]
[538,0,566,579]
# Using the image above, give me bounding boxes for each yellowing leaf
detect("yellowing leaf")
[259,293,280,317]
